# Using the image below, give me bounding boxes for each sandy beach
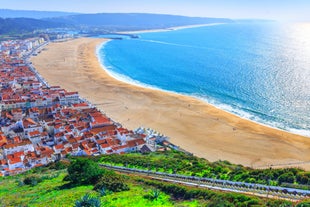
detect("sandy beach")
[31,38,310,170]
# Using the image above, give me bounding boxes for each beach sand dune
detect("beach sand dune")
[31,38,310,170]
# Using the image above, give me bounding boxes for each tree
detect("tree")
[67,158,103,185]
[278,172,295,184]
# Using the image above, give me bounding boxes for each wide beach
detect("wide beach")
[31,38,310,170]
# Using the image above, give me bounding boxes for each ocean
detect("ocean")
[98,22,310,137]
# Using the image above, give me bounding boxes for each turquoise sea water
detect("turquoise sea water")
[98,22,310,137]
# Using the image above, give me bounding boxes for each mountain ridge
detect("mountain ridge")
[45,13,233,30]
[0,9,79,19]
[0,10,234,36]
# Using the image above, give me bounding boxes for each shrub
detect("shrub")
[138,178,293,206]
[74,194,101,207]
[278,172,295,184]
[98,187,112,197]
[67,158,103,185]
[49,160,70,170]
[16,179,24,187]
[297,173,310,185]
[144,189,161,201]
[94,170,129,192]
[206,197,234,207]
[23,176,41,187]
[296,200,310,207]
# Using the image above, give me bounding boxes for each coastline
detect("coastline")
[121,23,226,34]
[31,38,310,170]
[97,41,310,139]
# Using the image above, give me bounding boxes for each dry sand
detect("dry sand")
[31,38,310,170]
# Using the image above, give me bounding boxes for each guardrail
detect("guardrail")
[100,164,310,201]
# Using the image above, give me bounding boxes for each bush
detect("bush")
[278,172,295,184]
[297,173,310,185]
[74,194,101,207]
[49,160,70,170]
[207,197,234,207]
[67,158,103,185]
[144,189,161,201]
[296,200,310,207]
[138,178,293,206]
[16,179,24,187]
[98,152,309,188]
[98,187,112,197]
[23,176,41,186]
[94,170,129,192]
[266,200,293,207]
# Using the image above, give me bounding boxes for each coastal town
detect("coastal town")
[0,37,168,176]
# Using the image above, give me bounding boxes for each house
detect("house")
[11,108,23,121]
[64,92,80,105]
[89,111,113,128]
[140,144,155,154]
[3,139,34,155]
[98,142,112,154]
[28,107,40,121]
[53,144,64,154]
[27,130,46,144]
[22,118,43,135]
[7,151,25,170]
[126,138,146,152]
[72,102,90,109]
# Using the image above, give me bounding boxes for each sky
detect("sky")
[0,0,309,21]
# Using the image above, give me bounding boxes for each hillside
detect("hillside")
[1,157,307,207]
[46,13,234,31]
[0,11,233,36]
[0,17,70,35]
[0,9,79,19]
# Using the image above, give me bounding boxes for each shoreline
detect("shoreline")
[31,37,310,170]
[121,23,226,34]
[97,41,310,138]
[99,23,310,139]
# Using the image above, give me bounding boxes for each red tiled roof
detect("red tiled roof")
[54,144,64,150]
[29,130,40,137]
[3,139,32,149]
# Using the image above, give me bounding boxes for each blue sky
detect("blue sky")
[0,0,309,20]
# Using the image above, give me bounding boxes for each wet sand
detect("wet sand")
[31,38,310,170]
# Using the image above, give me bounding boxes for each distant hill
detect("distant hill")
[0,17,70,35]
[0,11,234,37]
[0,9,79,19]
[46,13,234,31]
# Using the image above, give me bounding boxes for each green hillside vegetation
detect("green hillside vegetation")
[0,9,79,19]
[0,158,309,206]
[0,162,193,207]
[97,151,310,190]
[0,17,69,35]
[46,13,233,31]
[0,11,234,37]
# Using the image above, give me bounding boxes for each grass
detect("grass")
[98,151,310,189]
[0,158,308,207]
[0,170,93,206]
[0,169,203,207]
